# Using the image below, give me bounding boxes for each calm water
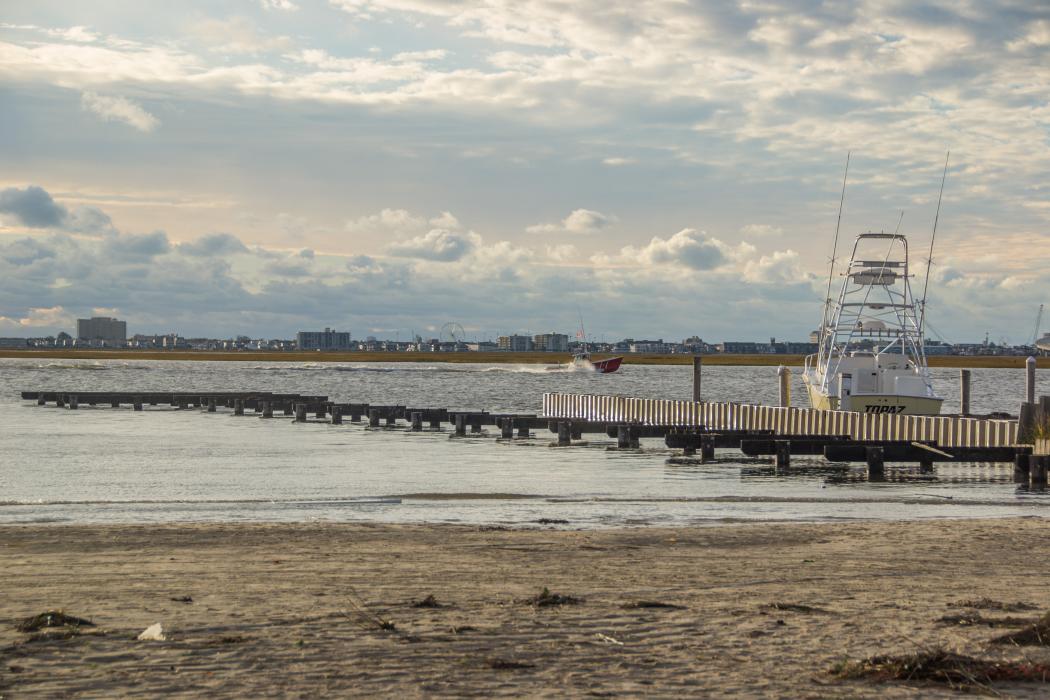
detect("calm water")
[1,358,1048,527]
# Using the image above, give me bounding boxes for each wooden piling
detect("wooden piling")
[774,440,790,469]
[262,401,273,419]
[234,399,244,416]
[316,407,326,419]
[133,398,143,411]
[1027,356,1037,405]
[207,398,216,413]
[454,414,466,436]
[1019,401,1037,443]
[557,421,571,446]
[616,424,637,449]
[411,412,423,431]
[1015,452,1032,482]
[866,446,885,477]
[500,418,514,439]
[470,418,481,433]
[692,355,702,403]
[1029,455,1048,487]
[369,409,380,428]
[517,421,529,439]
[37,396,45,405]
[68,395,78,410]
[959,369,971,416]
[295,403,307,422]
[55,396,64,407]
[330,407,341,424]
[386,414,397,427]
[777,366,791,407]
[700,436,715,462]
[430,417,441,430]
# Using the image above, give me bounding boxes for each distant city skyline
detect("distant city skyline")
[1,2,1049,342]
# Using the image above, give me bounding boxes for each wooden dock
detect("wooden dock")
[17,389,1045,485]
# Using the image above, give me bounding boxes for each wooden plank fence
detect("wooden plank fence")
[542,393,1019,449]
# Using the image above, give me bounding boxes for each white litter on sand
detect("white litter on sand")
[137,623,166,641]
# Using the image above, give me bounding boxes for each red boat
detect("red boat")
[572,352,623,374]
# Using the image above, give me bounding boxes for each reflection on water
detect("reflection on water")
[0,357,1048,527]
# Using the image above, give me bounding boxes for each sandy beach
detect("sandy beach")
[2,518,1050,697]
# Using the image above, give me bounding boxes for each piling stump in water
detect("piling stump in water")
[386,414,397,427]
[316,406,326,419]
[234,399,244,416]
[133,397,143,411]
[500,418,513,439]
[1029,455,1048,487]
[774,440,790,470]
[430,417,441,430]
[37,396,45,405]
[369,409,380,428]
[557,422,571,446]
[517,421,530,439]
[55,396,64,408]
[1015,452,1031,482]
[68,395,78,410]
[262,401,273,418]
[331,407,342,424]
[470,417,482,434]
[295,403,307,422]
[207,398,216,413]
[700,436,715,462]
[866,446,885,478]
[454,414,466,436]
[616,424,638,449]
[411,412,422,431]
[283,403,293,416]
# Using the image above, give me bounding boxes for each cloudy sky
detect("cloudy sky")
[1,1,1049,343]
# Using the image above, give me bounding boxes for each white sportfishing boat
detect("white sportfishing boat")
[802,232,943,414]
[802,153,948,415]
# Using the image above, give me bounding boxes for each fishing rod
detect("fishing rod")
[919,151,950,337]
[820,152,851,355]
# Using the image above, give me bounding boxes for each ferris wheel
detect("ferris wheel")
[439,322,466,344]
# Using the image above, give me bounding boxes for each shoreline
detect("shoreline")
[1,348,1046,369]
[2,518,1049,697]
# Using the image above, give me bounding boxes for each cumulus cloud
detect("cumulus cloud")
[260,0,298,10]
[386,229,480,261]
[177,232,249,257]
[81,92,159,132]
[630,229,726,270]
[527,209,617,234]
[106,230,170,260]
[740,224,783,237]
[346,208,427,233]
[0,186,67,228]
[0,306,74,332]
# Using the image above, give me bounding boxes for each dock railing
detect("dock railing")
[542,393,1019,449]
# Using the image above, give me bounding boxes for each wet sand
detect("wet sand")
[2,518,1050,697]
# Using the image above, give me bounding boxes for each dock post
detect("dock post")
[866,446,885,478]
[470,417,482,434]
[295,403,307,422]
[55,395,65,408]
[700,436,715,462]
[262,401,273,418]
[411,412,423,431]
[350,408,362,422]
[207,398,216,413]
[37,396,45,405]
[571,425,583,440]
[777,366,791,407]
[617,424,632,449]
[234,399,244,416]
[177,398,187,410]
[960,369,971,416]
[1015,452,1031,482]
[774,440,791,470]
[282,402,292,416]
[454,414,466,436]
[112,399,121,408]
[68,394,78,410]
[368,409,380,428]
[501,418,514,439]
[557,421,571,446]
[133,397,143,411]
[692,355,702,403]
[1027,356,1037,405]
[331,407,342,424]
[1029,455,1048,487]
[430,416,441,430]
[516,420,529,439]
[1019,401,1037,443]
[386,414,397,427]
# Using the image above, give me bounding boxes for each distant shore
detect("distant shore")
[0,348,1046,368]
[2,518,1049,697]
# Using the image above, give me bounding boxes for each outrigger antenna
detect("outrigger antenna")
[821,152,851,345]
[919,151,950,336]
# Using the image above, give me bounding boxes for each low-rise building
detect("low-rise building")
[497,334,534,351]
[533,333,568,352]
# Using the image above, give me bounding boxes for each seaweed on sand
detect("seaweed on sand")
[16,612,94,633]
[622,601,686,610]
[831,648,1050,690]
[951,598,1037,612]
[992,612,1050,646]
[412,594,443,609]
[524,588,582,607]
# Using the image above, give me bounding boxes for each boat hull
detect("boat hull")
[804,383,943,415]
[591,356,623,374]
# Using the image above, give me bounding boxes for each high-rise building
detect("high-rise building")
[297,328,352,350]
[76,317,127,341]
[533,333,569,352]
